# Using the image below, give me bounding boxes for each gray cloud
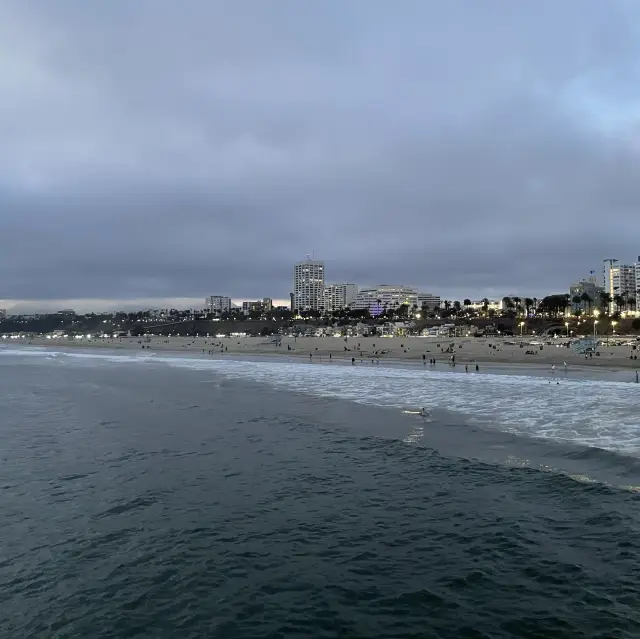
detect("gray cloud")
[2,0,640,310]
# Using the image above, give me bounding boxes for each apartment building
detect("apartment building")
[205,295,232,314]
[293,259,325,311]
[603,259,636,312]
[242,298,273,316]
[323,283,358,312]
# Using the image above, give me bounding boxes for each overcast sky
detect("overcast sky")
[2,0,640,313]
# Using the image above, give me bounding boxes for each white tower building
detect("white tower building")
[293,258,325,311]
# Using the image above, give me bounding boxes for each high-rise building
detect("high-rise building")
[293,259,325,311]
[603,260,636,312]
[323,283,358,312]
[206,295,232,314]
[352,285,418,315]
[635,259,640,311]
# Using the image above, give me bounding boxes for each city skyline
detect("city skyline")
[4,252,640,315]
[2,2,640,310]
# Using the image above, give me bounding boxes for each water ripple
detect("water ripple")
[1,352,640,637]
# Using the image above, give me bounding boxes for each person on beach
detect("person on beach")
[551,364,556,378]
[636,371,639,383]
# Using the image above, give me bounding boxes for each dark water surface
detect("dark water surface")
[1,354,640,638]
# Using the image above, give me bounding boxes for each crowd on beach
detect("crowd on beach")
[17,333,640,376]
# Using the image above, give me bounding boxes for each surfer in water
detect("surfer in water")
[402,407,431,419]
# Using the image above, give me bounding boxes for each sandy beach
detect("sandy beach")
[12,334,640,372]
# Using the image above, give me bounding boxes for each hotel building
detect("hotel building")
[352,285,418,315]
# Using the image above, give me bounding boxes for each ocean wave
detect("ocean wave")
[4,348,640,454]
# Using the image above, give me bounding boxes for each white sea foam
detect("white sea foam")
[3,348,640,453]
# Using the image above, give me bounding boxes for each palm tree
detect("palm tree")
[580,292,592,315]
[443,300,451,311]
[512,297,521,316]
[463,298,471,308]
[613,294,624,314]
[599,292,612,315]
[503,297,516,316]
[572,295,582,312]
[481,298,489,314]
[524,298,534,317]
[453,300,462,314]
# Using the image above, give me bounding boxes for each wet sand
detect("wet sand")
[11,334,640,378]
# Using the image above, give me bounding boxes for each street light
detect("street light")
[593,319,599,344]
[565,321,569,337]
[519,321,525,336]
[612,320,617,338]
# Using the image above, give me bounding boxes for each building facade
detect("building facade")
[467,300,502,312]
[569,275,603,313]
[636,260,640,311]
[241,298,273,316]
[417,293,441,310]
[323,283,358,312]
[206,295,232,314]
[352,285,418,315]
[293,259,325,311]
[604,260,636,312]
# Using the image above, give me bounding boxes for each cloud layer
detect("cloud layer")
[2,0,640,311]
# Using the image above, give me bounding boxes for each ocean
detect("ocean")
[1,347,640,638]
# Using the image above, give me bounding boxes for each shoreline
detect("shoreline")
[4,335,640,382]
